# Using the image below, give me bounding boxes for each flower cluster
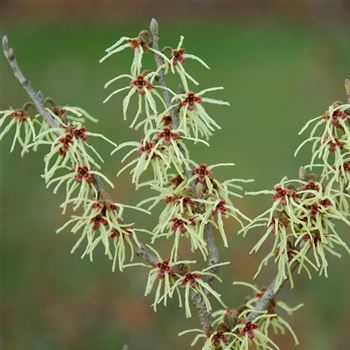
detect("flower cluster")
[1,104,39,153]
[170,262,230,318]
[1,99,145,271]
[128,258,229,318]
[102,29,250,272]
[137,163,251,262]
[181,281,302,350]
[4,21,350,350]
[296,101,350,190]
[57,198,149,271]
[169,88,230,140]
[245,176,350,290]
[99,33,170,76]
[154,36,210,90]
[112,126,208,187]
[100,30,251,331]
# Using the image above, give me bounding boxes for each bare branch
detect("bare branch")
[149,18,174,110]
[2,35,58,130]
[246,259,299,322]
[345,78,350,103]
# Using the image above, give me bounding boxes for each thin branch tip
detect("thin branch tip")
[2,35,8,48]
[150,18,159,32]
[345,78,350,102]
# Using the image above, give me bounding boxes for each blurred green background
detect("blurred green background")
[1,1,350,350]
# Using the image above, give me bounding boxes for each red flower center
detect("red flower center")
[327,138,344,152]
[305,198,332,219]
[58,126,87,156]
[179,92,202,111]
[155,260,175,278]
[213,200,227,215]
[171,217,195,233]
[193,163,213,183]
[128,37,148,51]
[273,185,299,205]
[138,139,164,159]
[169,175,184,187]
[75,166,94,183]
[240,321,259,339]
[91,214,108,230]
[181,272,200,287]
[166,195,194,210]
[158,127,181,145]
[323,108,347,127]
[302,230,321,244]
[131,75,153,94]
[110,228,132,239]
[211,331,228,347]
[172,48,186,65]
[343,161,350,173]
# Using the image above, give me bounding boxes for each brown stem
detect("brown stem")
[2,36,58,130]
[149,18,224,332]
[345,78,350,103]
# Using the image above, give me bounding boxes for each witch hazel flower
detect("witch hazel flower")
[46,164,114,212]
[103,71,165,128]
[204,199,248,247]
[290,193,350,278]
[99,33,170,76]
[25,104,99,153]
[103,71,176,130]
[189,162,252,199]
[0,106,39,153]
[152,214,208,262]
[209,308,281,350]
[141,126,205,174]
[156,35,210,91]
[190,162,251,211]
[56,198,149,270]
[245,177,313,236]
[243,178,313,288]
[295,102,350,178]
[167,87,229,140]
[112,138,170,188]
[126,245,195,311]
[35,121,116,184]
[293,228,350,279]
[169,262,230,318]
[112,127,208,188]
[324,155,350,193]
[147,125,209,165]
[138,183,203,231]
[150,125,210,149]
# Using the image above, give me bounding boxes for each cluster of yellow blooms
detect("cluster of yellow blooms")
[3,24,350,350]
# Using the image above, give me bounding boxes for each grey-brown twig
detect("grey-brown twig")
[2,36,58,130]
[149,17,220,279]
[345,78,350,103]
[149,18,223,332]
